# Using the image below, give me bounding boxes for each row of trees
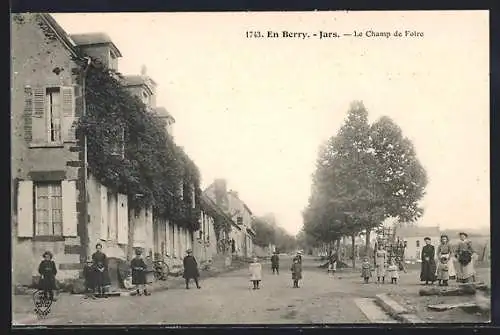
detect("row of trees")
[302,101,428,267]
[252,215,297,253]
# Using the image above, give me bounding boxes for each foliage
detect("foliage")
[75,57,201,231]
[251,216,297,252]
[303,101,428,248]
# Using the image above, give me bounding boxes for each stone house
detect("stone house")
[394,225,441,261]
[12,13,88,286]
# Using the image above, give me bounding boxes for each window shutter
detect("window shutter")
[62,86,76,142]
[23,87,33,142]
[117,193,128,244]
[62,180,78,237]
[17,180,34,237]
[32,87,47,144]
[100,184,108,240]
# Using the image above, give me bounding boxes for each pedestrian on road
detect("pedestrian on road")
[387,258,399,284]
[420,237,437,285]
[436,255,449,286]
[328,251,337,277]
[92,243,111,298]
[295,251,303,264]
[455,232,476,284]
[183,249,201,289]
[436,234,456,280]
[271,251,280,275]
[361,257,372,284]
[291,257,302,288]
[83,256,96,299]
[38,251,57,301]
[249,257,263,289]
[131,248,150,296]
[374,244,387,284]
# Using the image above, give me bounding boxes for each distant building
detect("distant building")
[394,225,440,261]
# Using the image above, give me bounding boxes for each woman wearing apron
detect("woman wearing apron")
[436,234,456,280]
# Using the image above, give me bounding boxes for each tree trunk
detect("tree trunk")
[351,234,356,268]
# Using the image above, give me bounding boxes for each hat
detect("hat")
[440,234,449,241]
[186,249,193,254]
[459,232,468,238]
[297,251,303,255]
[424,237,431,241]
[95,242,102,248]
[42,251,53,258]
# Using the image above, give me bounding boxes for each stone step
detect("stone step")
[354,298,399,323]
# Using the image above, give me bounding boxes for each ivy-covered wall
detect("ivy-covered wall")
[75,58,201,232]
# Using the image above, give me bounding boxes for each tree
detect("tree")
[251,217,275,247]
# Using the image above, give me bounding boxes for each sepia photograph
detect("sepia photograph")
[11,10,490,326]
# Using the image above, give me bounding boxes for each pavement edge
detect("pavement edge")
[375,293,424,324]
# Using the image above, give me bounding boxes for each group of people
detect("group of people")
[360,245,400,284]
[420,232,477,286]
[248,251,303,289]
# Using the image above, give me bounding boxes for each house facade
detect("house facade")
[394,225,441,261]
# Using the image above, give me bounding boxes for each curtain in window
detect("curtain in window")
[35,183,62,236]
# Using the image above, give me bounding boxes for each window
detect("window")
[237,216,243,225]
[110,128,125,158]
[46,87,62,143]
[142,90,149,104]
[416,240,420,248]
[35,182,62,236]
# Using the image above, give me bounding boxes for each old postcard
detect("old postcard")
[11,11,490,326]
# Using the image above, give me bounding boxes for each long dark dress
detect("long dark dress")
[92,251,111,289]
[131,257,147,285]
[183,255,200,279]
[291,262,302,280]
[38,260,57,291]
[420,244,437,282]
[271,254,280,268]
[83,263,95,292]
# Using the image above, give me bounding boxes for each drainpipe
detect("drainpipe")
[81,56,92,261]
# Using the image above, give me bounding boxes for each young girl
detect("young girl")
[387,259,399,284]
[131,248,150,296]
[361,257,372,284]
[38,251,57,301]
[291,257,303,288]
[437,255,450,286]
[83,256,96,299]
[249,256,262,289]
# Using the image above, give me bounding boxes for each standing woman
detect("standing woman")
[374,244,387,283]
[183,249,201,289]
[92,243,111,298]
[455,232,476,283]
[436,235,456,280]
[420,237,437,285]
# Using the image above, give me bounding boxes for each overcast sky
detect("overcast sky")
[52,11,489,235]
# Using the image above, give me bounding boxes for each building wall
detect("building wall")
[403,235,440,261]
[79,44,118,71]
[11,14,85,285]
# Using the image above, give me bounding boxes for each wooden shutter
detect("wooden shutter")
[62,86,76,142]
[62,180,78,237]
[32,87,47,144]
[117,193,128,244]
[23,87,33,142]
[100,184,108,240]
[17,180,34,237]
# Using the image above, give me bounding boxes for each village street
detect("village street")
[13,256,491,325]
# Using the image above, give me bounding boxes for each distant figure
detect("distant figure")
[436,255,449,286]
[249,257,263,289]
[183,249,201,289]
[38,251,57,301]
[455,232,476,283]
[328,251,338,276]
[83,256,96,299]
[295,251,303,264]
[387,259,399,284]
[375,244,387,283]
[420,237,436,285]
[92,243,110,298]
[361,257,372,284]
[271,251,280,275]
[436,234,456,280]
[291,257,303,288]
[131,248,150,296]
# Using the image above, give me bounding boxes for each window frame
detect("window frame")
[45,87,63,145]
[34,181,63,237]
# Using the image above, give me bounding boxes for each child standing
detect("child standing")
[38,251,57,301]
[437,255,450,286]
[249,257,262,289]
[83,256,96,299]
[131,248,150,296]
[361,257,372,284]
[387,259,399,284]
[291,257,303,288]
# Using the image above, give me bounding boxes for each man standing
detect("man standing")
[420,237,437,285]
[271,250,280,275]
[183,249,201,289]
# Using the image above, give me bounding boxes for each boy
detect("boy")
[361,257,372,284]
[291,257,302,288]
[271,251,280,275]
[249,257,262,289]
[131,248,150,296]
[83,256,97,299]
[38,251,57,301]
[387,259,399,284]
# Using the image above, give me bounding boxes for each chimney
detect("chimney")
[214,179,227,207]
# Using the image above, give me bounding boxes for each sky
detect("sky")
[52,11,489,236]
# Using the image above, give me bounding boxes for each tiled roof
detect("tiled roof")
[70,32,123,57]
[395,225,440,238]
